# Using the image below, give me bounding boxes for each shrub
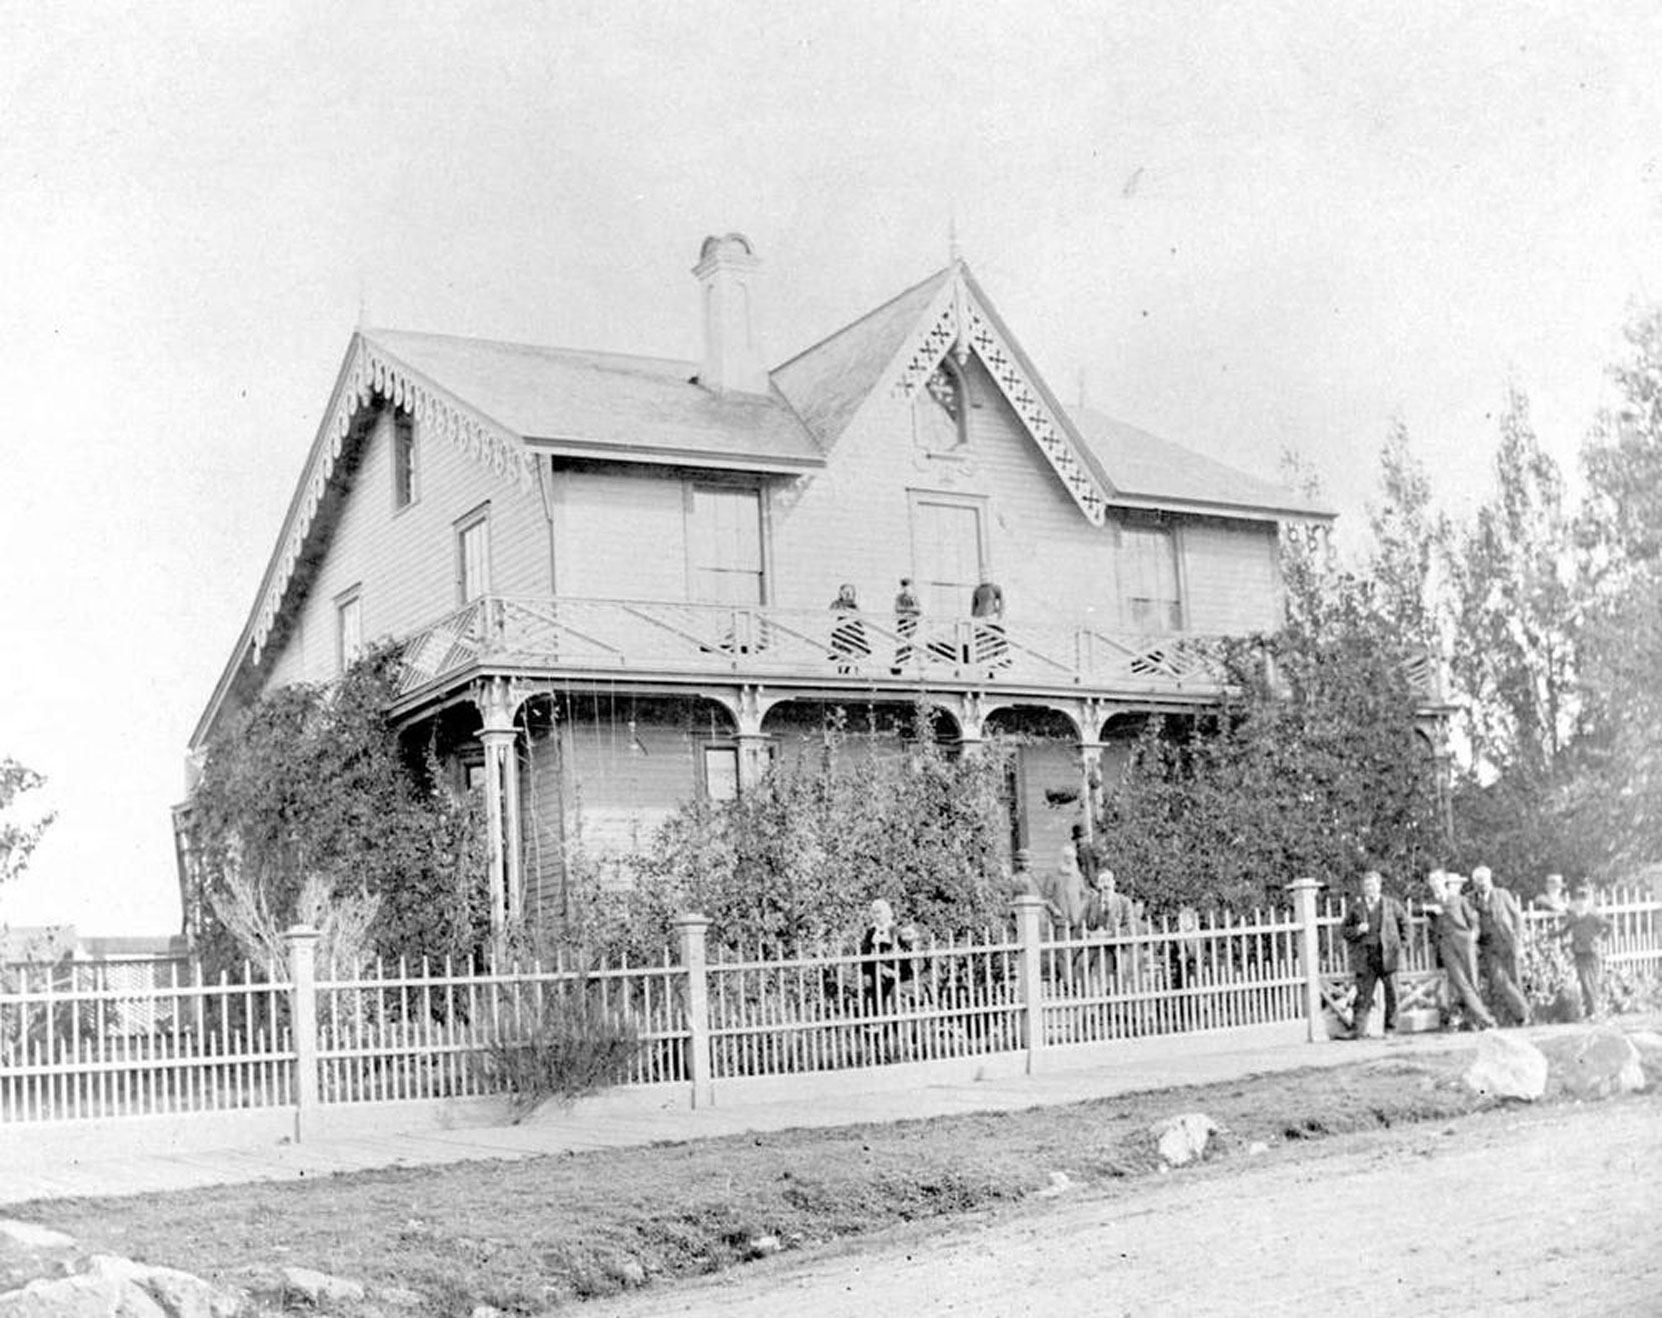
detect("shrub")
[480,981,641,1118]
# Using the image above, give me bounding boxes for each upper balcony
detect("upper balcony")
[389,595,1231,708]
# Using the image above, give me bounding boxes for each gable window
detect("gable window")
[1123,522,1183,631]
[336,587,363,672]
[687,485,765,605]
[913,358,968,455]
[456,506,491,603]
[392,410,417,510]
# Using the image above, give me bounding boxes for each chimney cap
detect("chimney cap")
[697,232,756,265]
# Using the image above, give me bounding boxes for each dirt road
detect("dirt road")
[584,1097,1662,1316]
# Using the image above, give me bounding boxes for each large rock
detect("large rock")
[1561,1030,1646,1099]
[0,1221,78,1292]
[0,1222,246,1318]
[1463,1031,1548,1101]
[1149,1112,1219,1167]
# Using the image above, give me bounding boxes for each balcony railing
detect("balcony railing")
[391,596,1230,701]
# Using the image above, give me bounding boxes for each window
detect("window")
[392,410,417,509]
[1123,522,1182,631]
[913,359,968,454]
[336,588,362,672]
[701,744,740,802]
[456,506,490,603]
[687,485,764,605]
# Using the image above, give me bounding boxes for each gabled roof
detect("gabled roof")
[771,268,952,446]
[366,329,825,473]
[1070,408,1335,523]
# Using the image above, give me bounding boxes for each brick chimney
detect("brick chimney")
[693,233,770,396]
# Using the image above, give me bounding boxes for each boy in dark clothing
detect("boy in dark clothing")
[1562,886,1611,1019]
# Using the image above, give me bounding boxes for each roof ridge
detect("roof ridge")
[769,266,953,373]
[363,328,696,379]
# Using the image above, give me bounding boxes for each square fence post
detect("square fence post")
[1287,878,1327,1043]
[675,914,714,1109]
[1013,894,1047,1072]
[285,925,322,1142]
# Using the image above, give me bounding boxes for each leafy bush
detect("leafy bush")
[480,981,641,1118]
[587,706,1017,956]
[188,643,489,972]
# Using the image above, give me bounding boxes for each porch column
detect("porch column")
[1077,742,1105,838]
[734,684,773,790]
[958,692,987,756]
[477,677,524,949]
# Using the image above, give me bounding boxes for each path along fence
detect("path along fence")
[3,883,1659,1146]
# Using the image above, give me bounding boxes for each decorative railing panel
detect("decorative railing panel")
[393,595,1235,700]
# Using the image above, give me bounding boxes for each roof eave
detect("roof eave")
[1107,491,1338,523]
[526,436,825,475]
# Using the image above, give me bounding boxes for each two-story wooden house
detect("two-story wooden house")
[187,235,1333,938]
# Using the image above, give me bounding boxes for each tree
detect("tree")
[1566,307,1662,874]
[0,758,55,887]
[1098,568,1443,909]
[187,645,489,970]
[1365,419,1451,652]
[1449,385,1579,779]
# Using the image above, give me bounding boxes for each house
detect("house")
[185,236,1333,939]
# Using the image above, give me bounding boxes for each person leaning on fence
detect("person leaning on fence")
[1537,872,1569,915]
[859,899,917,1013]
[1340,869,1409,1038]
[1470,865,1531,1027]
[890,576,920,674]
[969,578,1008,674]
[1423,869,1496,1031]
[1561,885,1611,1019]
[828,582,870,674]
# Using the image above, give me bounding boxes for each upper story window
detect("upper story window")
[392,411,418,510]
[1123,521,1183,632]
[687,485,764,605]
[455,505,491,603]
[336,587,363,672]
[913,358,969,455]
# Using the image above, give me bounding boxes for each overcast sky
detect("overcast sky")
[3,2,1660,934]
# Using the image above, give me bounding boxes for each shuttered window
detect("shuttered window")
[1123,523,1182,631]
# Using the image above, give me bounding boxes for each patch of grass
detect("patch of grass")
[23,1023,1661,1315]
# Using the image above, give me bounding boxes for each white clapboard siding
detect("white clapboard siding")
[264,410,548,687]
[552,467,690,600]
[1181,518,1283,634]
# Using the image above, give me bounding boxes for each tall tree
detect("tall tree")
[1449,386,1579,779]
[1366,419,1451,651]
[1569,308,1662,875]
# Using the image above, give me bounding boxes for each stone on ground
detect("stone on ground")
[1463,1032,1548,1101]
[0,1222,246,1318]
[1561,1030,1646,1099]
[1149,1113,1218,1166]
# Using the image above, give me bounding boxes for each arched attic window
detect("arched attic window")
[913,357,969,455]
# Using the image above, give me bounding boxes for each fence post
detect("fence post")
[285,925,321,1143]
[675,913,714,1110]
[1013,894,1047,1073]
[1287,878,1327,1043]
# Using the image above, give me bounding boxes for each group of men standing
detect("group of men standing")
[1342,864,1610,1038]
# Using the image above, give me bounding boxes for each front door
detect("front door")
[910,496,985,617]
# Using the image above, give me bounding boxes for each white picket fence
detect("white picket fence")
[3,884,1658,1142]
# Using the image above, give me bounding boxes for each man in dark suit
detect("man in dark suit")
[1470,864,1531,1026]
[1341,869,1409,1037]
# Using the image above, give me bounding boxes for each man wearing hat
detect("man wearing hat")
[1424,870,1496,1030]
[1470,865,1531,1026]
[1340,870,1409,1037]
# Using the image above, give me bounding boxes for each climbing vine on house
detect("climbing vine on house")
[187,644,489,972]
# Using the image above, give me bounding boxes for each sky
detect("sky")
[2,1,1660,934]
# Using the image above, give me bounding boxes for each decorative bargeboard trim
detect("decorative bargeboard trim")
[251,337,535,662]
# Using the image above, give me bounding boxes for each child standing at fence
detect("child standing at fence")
[1562,885,1611,1019]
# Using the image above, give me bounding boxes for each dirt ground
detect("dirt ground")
[580,1097,1662,1317]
